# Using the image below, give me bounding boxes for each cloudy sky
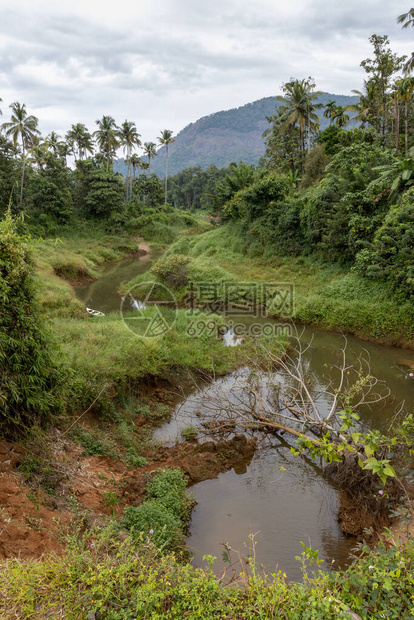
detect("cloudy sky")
[0,0,412,143]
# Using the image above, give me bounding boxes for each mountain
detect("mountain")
[114,93,359,178]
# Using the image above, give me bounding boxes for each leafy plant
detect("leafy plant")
[0,210,64,435]
[152,254,191,288]
[181,425,198,441]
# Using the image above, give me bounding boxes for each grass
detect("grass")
[52,308,279,419]
[32,234,139,319]
[157,222,414,347]
[0,524,413,619]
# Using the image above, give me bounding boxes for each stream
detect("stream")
[75,254,414,581]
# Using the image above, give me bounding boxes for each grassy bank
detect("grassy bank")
[33,233,140,319]
[32,208,210,320]
[53,309,271,418]
[1,525,413,619]
[151,222,414,347]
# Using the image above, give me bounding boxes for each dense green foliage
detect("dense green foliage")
[122,468,193,552]
[0,212,63,433]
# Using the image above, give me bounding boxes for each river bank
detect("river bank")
[159,222,414,349]
[1,224,414,618]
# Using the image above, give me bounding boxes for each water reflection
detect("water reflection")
[156,326,414,581]
[74,252,158,315]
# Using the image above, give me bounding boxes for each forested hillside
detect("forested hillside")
[114,93,358,177]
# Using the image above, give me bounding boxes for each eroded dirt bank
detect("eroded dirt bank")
[0,429,256,560]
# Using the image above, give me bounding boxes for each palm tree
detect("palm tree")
[118,120,141,203]
[45,131,61,156]
[30,144,49,169]
[56,141,73,166]
[397,77,414,153]
[129,153,143,179]
[398,9,414,74]
[157,130,174,205]
[277,78,322,167]
[323,100,338,125]
[66,124,94,161]
[345,82,378,129]
[375,147,414,202]
[332,105,350,128]
[143,141,158,174]
[94,116,119,171]
[1,102,40,205]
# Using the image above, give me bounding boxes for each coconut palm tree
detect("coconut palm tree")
[332,105,350,128]
[93,116,119,171]
[398,9,414,74]
[45,131,61,156]
[157,130,174,205]
[323,100,338,125]
[143,141,158,174]
[29,141,49,169]
[345,82,378,130]
[1,102,40,205]
[277,78,322,167]
[129,153,143,179]
[57,141,73,166]
[66,124,94,161]
[118,120,141,203]
[397,77,414,153]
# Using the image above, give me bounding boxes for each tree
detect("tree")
[189,333,399,494]
[346,81,378,129]
[0,210,62,434]
[264,107,302,172]
[397,9,414,74]
[56,141,73,166]
[276,78,322,168]
[129,153,145,179]
[212,162,255,214]
[45,131,62,156]
[0,136,18,216]
[374,147,414,203]
[73,159,124,218]
[360,35,406,136]
[119,120,141,204]
[30,152,73,223]
[396,77,414,153]
[1,102,40,206]
[332,105,350,128]
[323,99,338,125]
[66,124,93,161]
[93,116,119,171]
[132,174,163,208]
[143,142,158,174]
[158,129,174,205]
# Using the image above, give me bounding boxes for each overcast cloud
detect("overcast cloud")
[0,0,412,143]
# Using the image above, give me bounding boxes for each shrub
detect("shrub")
[354,191,414,298]
[122,501,184,551]
[181,425,198,441]
[122,468,193,553]
[152,254,191,288]
[0,211,63,435]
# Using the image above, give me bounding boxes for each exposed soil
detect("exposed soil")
[137,240,150,255]
[0,426,256,561]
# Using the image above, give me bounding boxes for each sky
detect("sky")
[0,0,413,144]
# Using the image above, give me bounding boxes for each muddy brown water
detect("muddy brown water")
[74,255,414,581]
